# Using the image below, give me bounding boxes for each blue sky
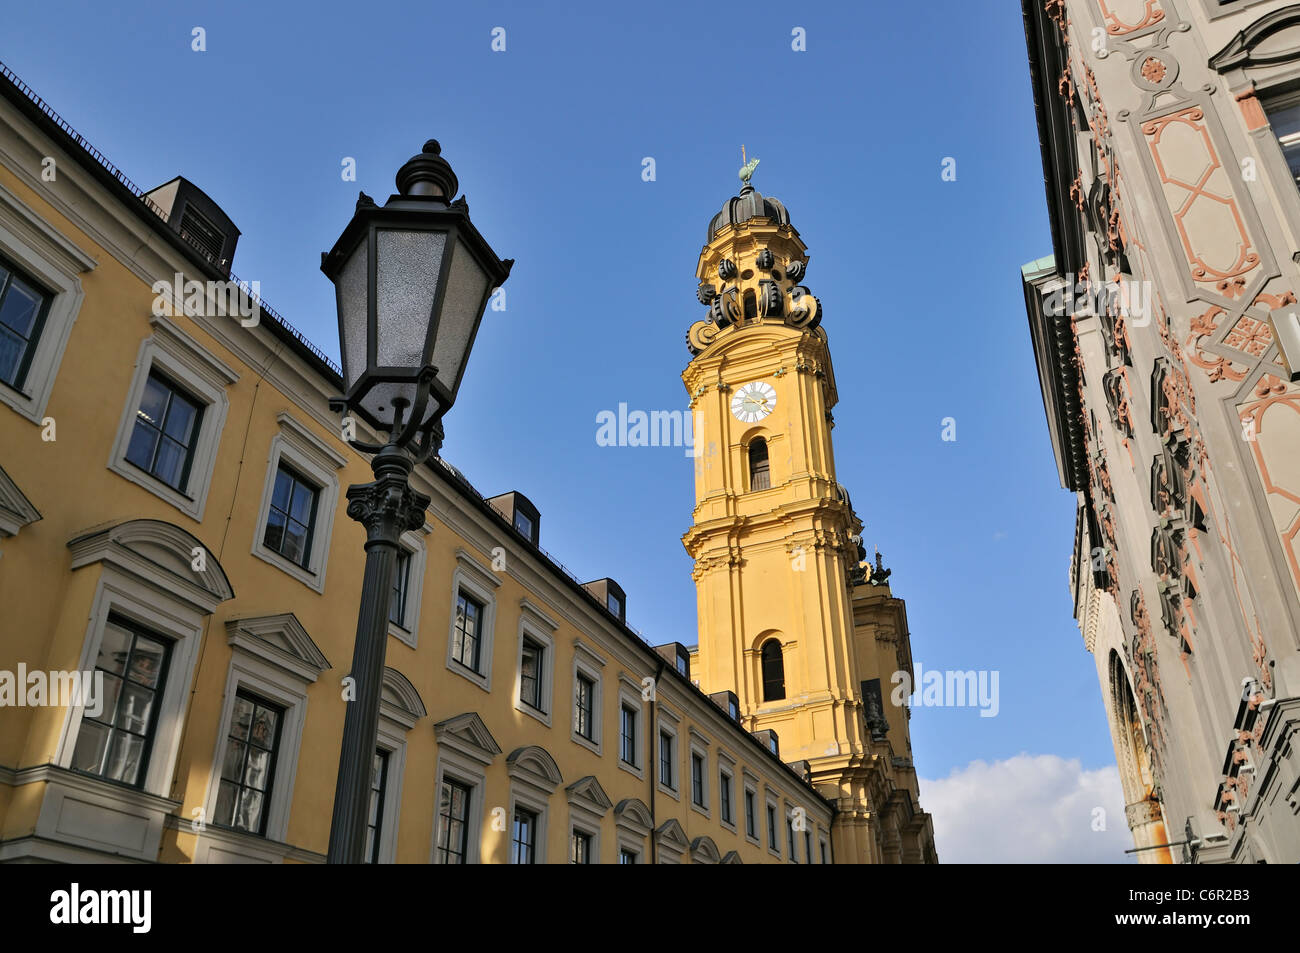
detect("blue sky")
[5,0,1129,857]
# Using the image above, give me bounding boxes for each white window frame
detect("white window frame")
[565,777,610,865]
[765,790,782,858]
[0,180,96,424]
[688,728,711,818]
[430,714,499,865]
[742,770,760,845]
[106,316,237,521]
[616,675,645,779]
[570,639,606,755]
[251,412,345,593]
[717,749,737,832]
[445,548,500,692]
[201,622,321,844]
[387,524,430,650]
[368,668,421,864]
[657,705,680,800]
[614,798,652,864]
[515,599,557,726]
[59,524,232,801]
[507,787,550,865]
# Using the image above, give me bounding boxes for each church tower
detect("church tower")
[682,163,937,863]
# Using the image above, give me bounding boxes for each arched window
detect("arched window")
[743,289,757,320]
[761,640,785,701]
[749,438,770,491]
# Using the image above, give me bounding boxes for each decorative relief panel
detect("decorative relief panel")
[1238,373,1300,606]
[1096,0,1165,36]
[1141,108,1260,289]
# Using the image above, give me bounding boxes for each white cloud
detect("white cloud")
[920,753,1135,863]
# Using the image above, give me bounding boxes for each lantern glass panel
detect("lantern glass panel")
[376,229,447,370]
[430,236,491,399]
[335,240,370,395]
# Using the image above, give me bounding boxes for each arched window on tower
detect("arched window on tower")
[749,437,770,491]
[743,289,757,320]
[761,639,785,701]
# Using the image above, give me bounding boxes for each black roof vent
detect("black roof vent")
[143,177,240,275]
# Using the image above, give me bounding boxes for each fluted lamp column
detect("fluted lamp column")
[320,140,513,864]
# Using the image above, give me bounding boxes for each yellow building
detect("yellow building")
[683,176,937,863]
[0,63,932,863]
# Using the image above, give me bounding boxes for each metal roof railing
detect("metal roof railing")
[0,59,342,377]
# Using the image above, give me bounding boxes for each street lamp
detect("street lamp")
[321,139,513,864]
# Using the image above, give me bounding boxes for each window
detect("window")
[749,437,770,491]
[452,590,484,672]
[675,653,688,677]
[364,750,389,864]
[820,840,828,864]
[178,205,225,263]
[0,189,96,424]
[720,770,734,825]
[607,591,623,618]
[659,730,675,789]
[691,752,705,807]
[0,253,51,392]
[69,616,171,788]
[513,509,534,540]
[804,830,813,866]
[745,789,757,839]
[122,371,204,492]
[389,550,411,626]
[619,847,637,864]
[575,673,595,740]
[214,691,283,835]
[520,637,544,710]
[436,778,472,864]
[1265,95,1300,190]
[767,803,778,851]
[620,704,638,765]
[787,816,797,862]
[511,807,538,864]
[571,829,593,864]
[761,639,786,701]
[262,464,318,569]
[251,413,345,592]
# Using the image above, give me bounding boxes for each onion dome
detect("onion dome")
[707,183,790,242]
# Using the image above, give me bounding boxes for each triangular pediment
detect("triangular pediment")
[434,712,502,766]
[225,613,330,683]
[720,850,743,864]
[655,817,690,851]
[565,775,613,815]
[0,464,40,537]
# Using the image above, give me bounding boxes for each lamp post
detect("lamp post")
[321,140,512,864]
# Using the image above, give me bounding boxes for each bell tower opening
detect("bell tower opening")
[761,639,785,701]
[748,437,770,491]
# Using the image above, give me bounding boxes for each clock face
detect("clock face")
[731,381,777,423]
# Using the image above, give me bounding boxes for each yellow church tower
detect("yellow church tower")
[682,161,937,863]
